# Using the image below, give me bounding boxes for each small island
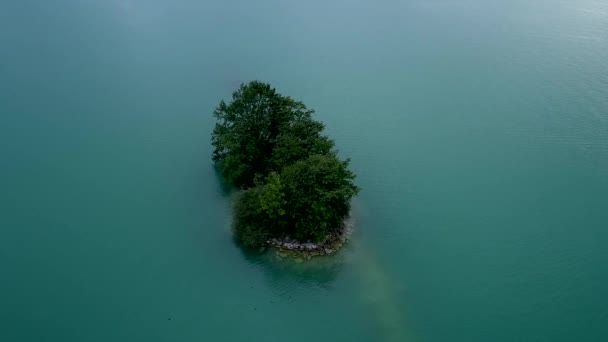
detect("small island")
[212,81,359,258]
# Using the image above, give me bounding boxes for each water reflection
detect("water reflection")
[212,165,234,197]
[237,241,347,291]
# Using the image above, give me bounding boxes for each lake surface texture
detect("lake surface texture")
[1,1,607,341]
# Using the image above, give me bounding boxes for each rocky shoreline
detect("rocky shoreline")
[268,218,353,261]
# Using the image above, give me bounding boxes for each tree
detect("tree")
[212,81,359,245]
[232,187,270,248]
[211,81,315,188]
[258,172,286,221]
[271,117,335,170]
[232,173,287,247]
[279,154,359,241]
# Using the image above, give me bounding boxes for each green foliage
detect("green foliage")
[213,81,359,244]
[271,118,334,170]
[211,81,314,188]
[232,188,270,248]
[280,154,359,241]
[258,172,286,220]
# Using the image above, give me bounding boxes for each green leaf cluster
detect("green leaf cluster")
[212,81,359,247]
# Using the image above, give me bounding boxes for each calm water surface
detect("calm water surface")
[1,0,607,341]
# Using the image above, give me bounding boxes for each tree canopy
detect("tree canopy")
[212,81,359,247]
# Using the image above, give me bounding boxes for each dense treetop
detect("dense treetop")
[212,81,359,247]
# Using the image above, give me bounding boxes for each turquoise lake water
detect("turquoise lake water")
[1,0,607,341]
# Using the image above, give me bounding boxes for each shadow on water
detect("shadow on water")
[212,164,234,196]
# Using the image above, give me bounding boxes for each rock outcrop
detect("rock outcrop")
[269,219,353,260]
